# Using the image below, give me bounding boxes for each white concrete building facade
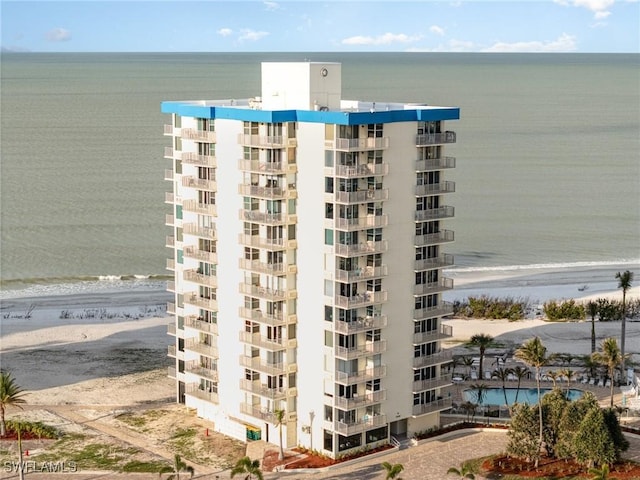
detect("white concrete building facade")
[162,62,460,457]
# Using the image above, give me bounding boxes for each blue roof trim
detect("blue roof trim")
[161,101,460,124]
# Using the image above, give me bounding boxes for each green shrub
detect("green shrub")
[543,300,585,321]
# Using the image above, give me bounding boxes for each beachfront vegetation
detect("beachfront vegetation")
[158,454,194,479]
[593,338,626,407]
[230,456,263,480]
[447,463,475,478]
[0,371,27,437]
[467,333,494,377]
[543,299,585,321]
[381,461,405,479]
[453,296,529,320]
[616,270,634,378]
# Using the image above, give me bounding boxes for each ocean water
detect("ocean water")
[1,53,638,297]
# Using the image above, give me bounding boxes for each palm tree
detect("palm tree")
[158,454,194,480]
[447,464,476,479]
[468,334,494,380]
[546,370,560,388]
[561,368,577,395]
[588,463,618,480]
[461,356,475,379]
[230,456,263,480]
[0,371,27,437]
[514,337,551,467]
[511,366,530,404]
[616,270,634,380]
[381,461,404,480]
[274,408,285,461]
[492,367,512,407]
[593,337,624,408]
[587,300,598,354]
[470,383,489,414]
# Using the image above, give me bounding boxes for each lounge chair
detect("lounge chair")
[470,370,478,381]
[507,373,516,382]
[598,379,604,387]
[581,376,589,384]
[589,378,596,385]
[605,379,612,388]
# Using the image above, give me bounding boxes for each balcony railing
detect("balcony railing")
[412,374,453,393]
[182,176,217,192]
[164,169,174,181]
[412,324,453,344]
[330,414,387,436]
[237,134,297,148]
[240,403,277,422]
[185,383,219,403]
[328,137,390,151]
[183,223,217,239]
[239,356,287,375]
[167,323,176,336]
[167,280,175,292]
[334,390,386,410]
[335,340,387,360]
[415,181,456,196]
[238,184,290,200]
[239,258,288,276]
[415,131,456,146]
[335,366,387,385]
[412,350,453,368]
[183,245,218,264]
[238,307,293,327]
[414,254,454,271]
[334,189,389,204]
[182,152,216,167]
[166,259,175,271]
[184,316,218,334]
[334,214,388,231]
[238,234,296,251]
[334,240,387,257]
[334,315,387,334]
[239,331,292,351]
[183,269,217,288]
[239,210,296,226]
[166,235,175,247]
[238,159,296,174]
[163,124,175,136]
[335,291,387,308]
[333,163,389,178]
[167,302,176,315]
[165,192,175,204]
[414,207,455,221]
[335,265,387,282]
[185,338,219,358]
[412,397,453,416]
[415,156,456,171]
[168,345,176,357]
[414,230,455,245]
[183,200,217,216]
[239,284,295,301]
[168,366,176,379]
[182,128,216,143]
[413,278,454,295]
[239,379,287,400]
[185,294,218,311]
[165,214,175,226]
[184,361,219,382]
[413,302,454,320]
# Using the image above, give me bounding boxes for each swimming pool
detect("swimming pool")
[463,387,583,406]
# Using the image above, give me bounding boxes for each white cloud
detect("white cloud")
[341,32,423,46]
[594,9,612,18]
[238,29,269,42]
[483,33,578,53]
[217,28,233,37]
[554,0,614,19]
[263,1,280,10]
[429,25,445,36]
[45,28,71,42]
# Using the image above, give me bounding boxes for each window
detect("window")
[366,228,382,242]
[367,254,382,267]
[417,171,440,185]
[366,426,387,444]
[366,329,381,342]
[325,203,334,219]
[366,378,381,391]
[176,205,183,220]
[245,369,259,381]
[244,222,259,235]
[367,124,383,138]
[415,245,438,260]
[243,147,259,161]
[366,279,382,292]
[244,122,259,135]
[367,203,382,216]
[325,150,334,167]
[367,150,383,164]
[325,177,334,194]
[338,433,362,452]
[325,229,334,246]
[415,295,438,310]
[324,306,333,322]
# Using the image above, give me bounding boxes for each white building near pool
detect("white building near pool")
[162,61,460,457]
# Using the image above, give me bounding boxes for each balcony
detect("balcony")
[166,259,175,271]
[184,315,218,334]
[239,356,287,376]
[413,278,454,295]
[163,125,175,136]
[185,383,219,403]
[184,360,219,382]
[334,290,387,308]
[185,338,219,358]
[183,200,217,216]
[412,374,453,393]
[415,131,456,146]
[182,152,216,167]
[239,210,296,226]
[335,366,387,385]
[183,223,217,240]
[239,284,295,302]
[166,235,175,248]
[412,397,453,416]
[183,269,217,288]
[239,379,287,400]
[334,188,389,204]
[165,192,175,204]
[238,159,296,174]
[167,323,176,336]
[334,214,388,231]
[412,324,453,344]
[415,181,456,196]
[414,254,454,271]
[413,302,454,320]
[238,184,293,200]
[165,214,175,226]
[334,390,386,410]
[182,176,217,192]
[167,280,175,292]
[335,340,387,360]
[335,265,387,282]
[239,258,289,276]
[335,240,387,257]
[333,163,389,178]
[183,245,218,264]
[329,414,387,436]
[240,403,277,422]
[412,350,453,368]
[414,230,455,245]
[238,234,296,251]
[238,307,294,327]
[327,137,390,151]
[168,366,176,379]
[416,156,456,172]
[414,207,455,222]
[167,302,176,315]
[168,345,176,357]
[182,128,216,143]
[334,315,387,334]
[239,331,292,351]
[164,169,174,181]
[237,134,297,148]
[185,293,218,311]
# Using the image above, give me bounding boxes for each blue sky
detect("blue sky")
[1,0,639,53]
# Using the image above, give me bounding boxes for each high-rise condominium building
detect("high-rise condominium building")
[162,62,459,457]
